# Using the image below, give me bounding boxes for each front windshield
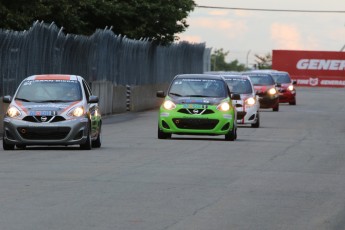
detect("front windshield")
[271,73,291,83]
[247,74,275,85]
[15,80,82,102]
[225,78,253,94]
[168,78,227,98]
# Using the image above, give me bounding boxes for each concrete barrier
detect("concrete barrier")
[130,84,169,112]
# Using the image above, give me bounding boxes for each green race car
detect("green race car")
[156,74,238,141]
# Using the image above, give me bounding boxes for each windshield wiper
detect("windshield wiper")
[35,100,70,103]
[169,92,182,96]
[15,97,31,102]
[186,95,208,97]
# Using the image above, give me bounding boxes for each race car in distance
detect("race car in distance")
[244,71,280,111]
[223,74,260,127]
[269,71,297,105]
[2,74,102,150]
[156,74,239,141]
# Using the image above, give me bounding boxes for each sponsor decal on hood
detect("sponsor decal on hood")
[13,100,81,116]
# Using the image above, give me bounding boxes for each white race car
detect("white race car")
[222,74,260,128]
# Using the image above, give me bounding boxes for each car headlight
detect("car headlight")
[245,97,256,105]
[268,88,277,95]
[68,106,85,117]
[287,85,294,91]
[217,102,230,112]
[7,106,21,118]
[163,100,176,110]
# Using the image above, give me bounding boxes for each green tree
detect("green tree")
[211,48,246,71]
[0,0,195,45]
[254,53,272,69]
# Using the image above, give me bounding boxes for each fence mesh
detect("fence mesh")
[0,21,209,96]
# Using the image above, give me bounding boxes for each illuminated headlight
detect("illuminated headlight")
[217,102,230,111]
[268,88,277,95]
[163,100,176,110]
[287,85,294,91]
[245,97,256,105]
[68,106,85,117]
[7,106,21,118]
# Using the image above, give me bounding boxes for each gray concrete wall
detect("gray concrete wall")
[129,84,169,112]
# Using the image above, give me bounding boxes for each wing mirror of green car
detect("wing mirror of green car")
[3,95,12,103]
[156,91,166,98]
[231,93,241,100]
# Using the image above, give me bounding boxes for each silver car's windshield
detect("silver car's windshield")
[248,74,275,85]
[169,78,227,98]
[15,80,82,102]
[271,73,291,83]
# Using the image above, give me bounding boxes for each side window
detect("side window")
[82,80,91,99]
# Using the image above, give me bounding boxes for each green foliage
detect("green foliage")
[0,0,195,45]
[211,48,246,71]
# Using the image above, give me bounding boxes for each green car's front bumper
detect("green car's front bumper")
[158,104,236,136]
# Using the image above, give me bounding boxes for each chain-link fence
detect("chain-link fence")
[0,21,209,96]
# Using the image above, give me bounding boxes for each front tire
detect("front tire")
[273,103,279,112]
[251,112,260,128]
[158,126,171,139]
[80,125,92,150]
[225,124,237,141]
[3,139,15,150]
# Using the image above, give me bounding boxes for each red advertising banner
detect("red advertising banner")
[272,50,345,87]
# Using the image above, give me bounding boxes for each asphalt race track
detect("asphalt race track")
[1,87,345,230]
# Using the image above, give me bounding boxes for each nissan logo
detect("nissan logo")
[41,116,48,122]
[193,109,199,114]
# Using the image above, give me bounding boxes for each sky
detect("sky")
[179,0,345,68]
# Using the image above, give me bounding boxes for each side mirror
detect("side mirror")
[276,83,282,87]
[231,93,241,100]
[89,95,99,103]
[3,95,12,103]
[292,80,297,85]
[156,91,165,98]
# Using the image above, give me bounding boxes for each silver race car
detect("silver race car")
[2,74,102,150]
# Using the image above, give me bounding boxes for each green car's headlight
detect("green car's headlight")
[245,97,256,105]
[217,102,230,112]
[163,100,176,110]
[268,88,277,95]
[7,106,21,118]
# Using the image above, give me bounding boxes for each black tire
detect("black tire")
[251,112,260,128]
[3,140,15,150]
[273,103,279,112]
[225,124,236,141]
[80,125,92,150]
[158,126,171,139]
[289,100,296,105]
[92,126,102,148]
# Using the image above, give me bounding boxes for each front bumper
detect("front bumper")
[3,117,90,146]
[278,90,296,103]
[158,108,235,135]
[234,104,259,124]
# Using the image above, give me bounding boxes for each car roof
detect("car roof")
[222,74,251,80]
[174,74,226,80]
[24,74,83,81]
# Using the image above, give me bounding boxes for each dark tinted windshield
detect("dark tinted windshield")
[169,78,227,98]
[224,78,253,94]
[247,74,275,85]
[15,80,82,102]
[271,73,291,83]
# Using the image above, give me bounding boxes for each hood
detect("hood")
[277,83,291,89]
[254,85,274,93]
[171,96,225,105]
[13,100,81,116]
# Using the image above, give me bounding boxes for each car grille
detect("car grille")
[177,108,214,115]
[22,116,66,123]
[172,118,218,130]
[17,127,71,140]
